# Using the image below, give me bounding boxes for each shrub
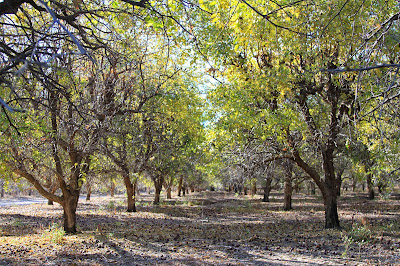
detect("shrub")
[41,223,65,244]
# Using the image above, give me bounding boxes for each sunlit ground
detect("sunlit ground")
[0,191,399,265]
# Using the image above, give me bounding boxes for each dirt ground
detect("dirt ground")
[0,191,399,265]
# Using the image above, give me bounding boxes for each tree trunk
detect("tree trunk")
[182,183,186,196]
[283,160,293,211]
[310,181,316,195]
[177,176,183,197]
[244,186,248,195]
[154,186,161,204]
[47,185,58,205]
[336,178,342,197]
[262,178,272,202]
[292,147,341,229]
[251,181,257,196]
[86,183,92,201]
[366,173,374,200]
[167,186,172,199]
[63,192,79,233]
[153,176,164,205]
[351,174,357,192]
[321,150,341,229]
[110,180,116,197]
[123,173,136,212]
[335,170,344,197]
[0,182,3,198]
[323,192,340,229]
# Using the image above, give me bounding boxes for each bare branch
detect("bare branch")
[321,64,400,73]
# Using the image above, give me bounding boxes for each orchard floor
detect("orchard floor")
[0,191,399,265]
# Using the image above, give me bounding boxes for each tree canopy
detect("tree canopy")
[0,0,400,232]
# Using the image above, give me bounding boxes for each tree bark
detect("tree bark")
[292,148,341,229]
[154,186,161,204]
[262,178,272,202]
[321,149,341,229]
[335,169,344,197]
[283,160,293,211]
[47,185,58,205]
[251,181,257,196]
[182,183,186,196]
[86,183,92,201]
[123,172,136,212]
[351,174,357,192]
[63,191,79,233]
[177,176,183,197]
[309,181,316,195]
[366,173,374,200]
[153,175,164,205]
[167,186,172,199]
[323,191,340,229]
[110,180,116,197]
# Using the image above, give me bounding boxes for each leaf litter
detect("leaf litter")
[0,191,399,265]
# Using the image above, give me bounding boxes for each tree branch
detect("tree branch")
[321,63,400,73]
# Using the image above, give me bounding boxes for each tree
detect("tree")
[202,0,386,228]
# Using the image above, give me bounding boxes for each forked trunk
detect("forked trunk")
[63,192,79,233]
